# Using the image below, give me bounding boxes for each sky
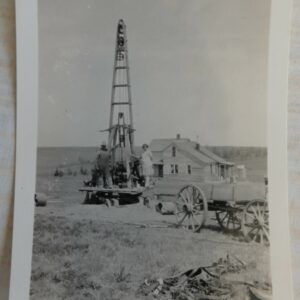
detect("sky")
[38,0,271,147]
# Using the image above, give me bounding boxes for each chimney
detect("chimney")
[176,134,181,140]
[195,143,200,150]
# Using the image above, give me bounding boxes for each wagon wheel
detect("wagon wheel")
[215,208,242,232]
[175,184,207,232]
[242,199,269,244]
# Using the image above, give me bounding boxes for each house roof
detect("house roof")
[150,138,191,152]
[173,142,215,164]
[190,142,234,165]
[149,138,233,166]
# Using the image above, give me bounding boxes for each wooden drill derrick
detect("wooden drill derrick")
[107,19,135,173]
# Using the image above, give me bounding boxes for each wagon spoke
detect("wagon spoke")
[245,213,256,222]
[262,225,270,242]
[249,227,259,242]
[190,214,196,231]
[216,210,241,232]
[186,215,192,230]
[177,212,188,226]
[247,226,258,237]
[254,228,261,243]
[179,192,188,203]
[263,223,269,231]
[245,226,257,241]
[175,185,207,232]
[181,198,190,214]
[193,209,203,216]
[186,187,192,204]
[229,215,235,230]
[193,203,204,212]
[250,206,259,219]
[233,215,241,224]
[220,212,228,224]
[182,189,188,202]
[194,196,202,204]
[186,189,193,206]
[193,187,202,204]
[179,192,188,206]
[256,203,262,219]
[259,228,264,244]
[260,229,264,244]
[192,189,197,202]
[242,199,269,244]
[244,223,257,229]
[179,192,185,199]
[183,215,188,229]
[193,188,201,202]
[191,189,197,204]
[244,220,255,227]
[226,215,231,228]
[191,186,196,201]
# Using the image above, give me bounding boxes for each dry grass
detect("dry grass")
[30,210,271,300]
[30,149,271,299]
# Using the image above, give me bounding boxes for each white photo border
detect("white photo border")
[9,0,38,299]
[9,0,294,299]
[268,0,294,299]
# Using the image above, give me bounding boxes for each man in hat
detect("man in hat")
[95,142,113,188]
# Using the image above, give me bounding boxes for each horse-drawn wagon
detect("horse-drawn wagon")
[80,178,269,244]
[165,181,269,244]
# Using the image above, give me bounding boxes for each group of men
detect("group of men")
[86,142,154,189]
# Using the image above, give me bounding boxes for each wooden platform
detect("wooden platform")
[79,186,144,195]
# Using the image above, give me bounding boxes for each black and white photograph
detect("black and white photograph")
[30,1,272,299]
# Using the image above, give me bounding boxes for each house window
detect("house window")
[220,165,225,179]
[172,146,176,157]
[187,165,191,175]
[170,164,174,174]
[171,164,178,174]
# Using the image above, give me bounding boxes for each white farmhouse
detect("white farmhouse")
[149,135,234,181]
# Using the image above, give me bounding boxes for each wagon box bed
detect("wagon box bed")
[155,181,269,244]
[198,181,266,203]
[155,181,266,203]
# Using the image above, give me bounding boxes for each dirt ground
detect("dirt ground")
[30,188,271,300]
[30,148,270,299]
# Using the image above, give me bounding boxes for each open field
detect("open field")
[31,204,271,300]
[37,147,267,183]
[30,147,270,299]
